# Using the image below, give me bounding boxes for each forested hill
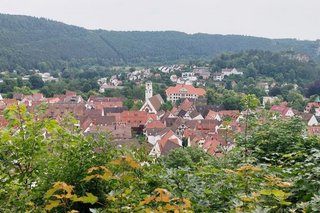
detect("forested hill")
[0,13,320,70]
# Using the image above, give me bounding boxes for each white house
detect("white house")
[221,68,243,76]
[149,130,182,157]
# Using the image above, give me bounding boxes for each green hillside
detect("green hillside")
[0,13,319,70]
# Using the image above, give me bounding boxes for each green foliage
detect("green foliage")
[44,181,98,211]
[13,86,33,95]
[0,104,116,212]
[0,78,16,93]
[206,87,243,110]
[124,99,143,110]
[123,99,134,110]
[160,147,211,169]
[1,104,320,212]
[222,90,242,110]
[241,94,260,111]
[29,74,44,89]
[1,14,320,71]
[210,50,320,83]
[287,90,307,111]
[240,116,308,165]
[160,101,173,112]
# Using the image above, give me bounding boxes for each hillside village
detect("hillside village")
[2,13,320,212]
[1,79,320,158]
[96,66,244,91]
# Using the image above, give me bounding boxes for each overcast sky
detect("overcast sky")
[1,0,319,40]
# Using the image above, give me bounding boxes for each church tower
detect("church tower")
[145,81,153,101]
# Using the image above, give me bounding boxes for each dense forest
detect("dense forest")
[210,50,320,83]
[1,14,320,71]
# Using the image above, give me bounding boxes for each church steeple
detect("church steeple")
[145,81,153,101]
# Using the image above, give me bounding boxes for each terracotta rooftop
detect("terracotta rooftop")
[166,84,206,96]
[305,102,320,111]
[147,113,158,122]
[145,120,166,129]
[158,130,181,155]
[270,105,291,116]
[206,110,220,120]
[308,126,320,136]
[219,110,240,119]
[203,139,220,151]
[179,99,194,111]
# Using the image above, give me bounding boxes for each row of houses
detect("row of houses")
[270,102,320,127]
[170,68,242,85]
[145,98,241,157]
[1,83,320,158]
[0,84,231,157]
[212,68,243,81]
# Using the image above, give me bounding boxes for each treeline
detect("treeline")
[0,14,320,71]
[210,50,320,83]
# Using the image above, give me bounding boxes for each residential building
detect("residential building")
[305,97,320,116]
[213,68,243,81]
[270,104,295,117]
[294,111,319,126]
[181,72,197,82]
[149,130,182,157]
[86,96,124,110]
[193,67,211,80]
[165,84,206,102]
[213,72,223,81]
[221,68,243,76]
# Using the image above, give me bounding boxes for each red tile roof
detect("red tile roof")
[308,126,320,136]
[206,110,220,120]
[158,130,181,155]
[203,139,220,151]
[166,84,206,96]
[145,120,166,129]
[219,110,240,120]
[2,99,18,105]
[119,111,148,127]
[305,102,320,111]
[270,105,291,116]
[179,99,194,111]
[171,107,178,114]
[147,113,158,122]
[88,96,124,109]
[197,119,219,131]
